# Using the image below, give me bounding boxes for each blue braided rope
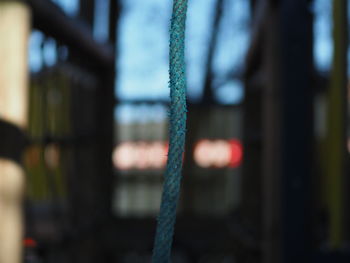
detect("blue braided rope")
[152,0,188,262]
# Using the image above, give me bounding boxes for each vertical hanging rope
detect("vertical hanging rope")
[152,0,188,262]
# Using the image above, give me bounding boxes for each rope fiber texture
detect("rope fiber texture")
[152,0,188,262]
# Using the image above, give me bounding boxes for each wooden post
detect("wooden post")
[326,0,348,249]
[0,1,30,263]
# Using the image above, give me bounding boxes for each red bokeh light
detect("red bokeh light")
[194,139,243,169]
[24,238,37,248]
[229,139,243,168]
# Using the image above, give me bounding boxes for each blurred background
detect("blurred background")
[0,0,350,262]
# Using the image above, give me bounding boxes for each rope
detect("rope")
[152,0,188,262]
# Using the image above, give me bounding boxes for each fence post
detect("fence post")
[0,1,30,263]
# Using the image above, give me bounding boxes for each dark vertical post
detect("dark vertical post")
[66,3,100,263]
[202,0,224,104]
[279,0,314,262]
[96,0,120,223]
[241,1,265,261]
[79,0,95,28]
[249,0,257,16]
[91,1,119,261]
[95,0,120,219]
[262,2,282,263]
[241,76,263,261]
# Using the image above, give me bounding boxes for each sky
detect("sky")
[28,0,338,121]
[313,0,333,73]
[117,0,249,104]
[28,0,250,105]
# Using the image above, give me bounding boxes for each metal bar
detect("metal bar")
[24,0,114,67]
[202,0,224,104]
[244,0,268,78]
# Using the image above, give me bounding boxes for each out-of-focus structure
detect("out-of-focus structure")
[1,0,117,262]
[0,0,350,262]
